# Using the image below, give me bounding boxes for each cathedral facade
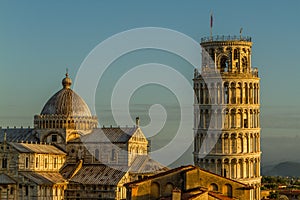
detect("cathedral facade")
[193,35,261,200]
[0,73,167,200]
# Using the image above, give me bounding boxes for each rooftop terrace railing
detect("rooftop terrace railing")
[201,35,252,43]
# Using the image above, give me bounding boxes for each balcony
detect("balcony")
[201,35,252,43]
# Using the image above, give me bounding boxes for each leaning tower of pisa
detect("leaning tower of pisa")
[193,35,261,199]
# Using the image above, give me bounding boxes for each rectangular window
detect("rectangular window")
[36,157,39,168]
[51,134,57,142]
[25,157,29,169]
[54,157,57,168]
[111,149,116,161]
[10,187,14,195]
[45,158,48,168]
[25,186,29,196]
[2,158,7,168]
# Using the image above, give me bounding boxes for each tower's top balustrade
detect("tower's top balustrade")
[201,35,251,43]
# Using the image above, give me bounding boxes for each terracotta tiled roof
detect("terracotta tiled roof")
[125,165,196,186]
[0,128,38,143]
[157,188,207,200]
[9,142,66,154]
[20,172,67,185]
[61,164,128,185]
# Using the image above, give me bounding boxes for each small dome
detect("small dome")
[40,73,92,117]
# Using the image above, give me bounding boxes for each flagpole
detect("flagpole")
[240,27,243,39]
[210,11,213,40]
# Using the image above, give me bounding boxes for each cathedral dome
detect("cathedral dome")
[40,73,92,117]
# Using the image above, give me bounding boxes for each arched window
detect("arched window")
[234,49,238,60]
[204,110,210,128]
[224,159,230,178]
[242,57,248,72]
[224,134,229,154]
[95,149,99,161]
[209,183,218,192]
[243,111,248,128]
[111,149,117,161]
[230,82,236,104]
[230,110,236,128]
[237,135,243,153]
[151,182,160,198]
[224,83,229,104]
[164,183,174,195]
[231,159,237,179]
[231,134,237,154]
[237,83,242,104]
[223,184,232,197]
[220,56,229,72]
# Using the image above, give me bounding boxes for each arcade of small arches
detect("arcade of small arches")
[150,182,175,198]
[194,81,260,105]
[34,115,98,130]
[197,156,260,180]
[129,145,148,155]
[195,132,260,155]
[195,107,260,130]
[202,46,252,74]
[151,181,235,198]
[209,183,233,197]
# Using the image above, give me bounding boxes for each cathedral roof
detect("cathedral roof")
[40,73,92,117]
[70,126,139,143]
[0,128,38,143]
[60,164,128,185]
[19,172,67,185]
[10,142,66,154]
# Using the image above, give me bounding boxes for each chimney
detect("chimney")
[136,117,140,127]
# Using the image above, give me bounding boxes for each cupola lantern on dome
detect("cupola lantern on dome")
[62,71,72,89]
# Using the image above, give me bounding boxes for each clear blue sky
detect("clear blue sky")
[0,1,300,165]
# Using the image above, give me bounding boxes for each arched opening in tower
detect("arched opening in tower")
[220,56,229,72]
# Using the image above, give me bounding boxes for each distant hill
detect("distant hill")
[263,161,300,177]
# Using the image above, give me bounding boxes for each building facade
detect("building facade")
[125,165,253,200]
[193,35,261,199]
[0,73,167,200]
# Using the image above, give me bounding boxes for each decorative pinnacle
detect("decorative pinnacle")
[62,68,72,89]
[4,132,6,142]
